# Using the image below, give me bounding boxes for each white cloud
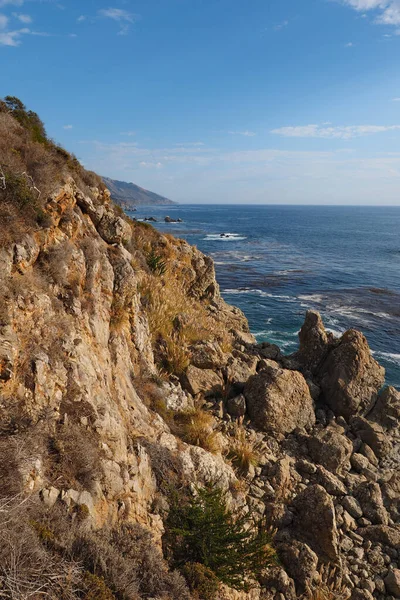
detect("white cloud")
[13,13,31,23]
[120,130,136,136]
[228,130,256,137]
[392,97,400,101]
[271,123,400,139]
[345,41,354,46]
[63,124,73,130]
[339,0,400,27]
[77,15,85,22]
[98,8,137,34]
[0,26,28,45]
[0,13,8,28]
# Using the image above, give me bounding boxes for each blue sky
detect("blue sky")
[2,0,400,204]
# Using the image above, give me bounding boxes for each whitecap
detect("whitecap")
[298,294,325,303]
[372,351,400,366]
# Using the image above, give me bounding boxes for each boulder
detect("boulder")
[224,352,258,385]
[180,365,223,397]
[225,394,246,418]
[97,212,132,245]
[307,426,353,474]
[351,417,392,459]
[244,365,315,435]
[319,329,385,420]
[358,525,400,548]
[369,386,400,430]
[292,484,339,561]
[294,310,332,373]
[189,341,226,370]
[278,540,318,594]
[354,482,388,525]
[385,570,400,597]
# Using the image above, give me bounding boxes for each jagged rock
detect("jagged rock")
[307,426,353,474]
[13,234,40,272]
[226,394,247,418]
[0,327,18,381]
[97,211,132,244]
[189,341,226,369]
[224,352,258,385]
[256,342,282,361]
[292,484,339,561]
[354,481,388,525]
[259,566,296,599]
[351,452,371,473]
[385,570,400,597]
[359,525,400,548]
[294,310,332,372]
[244,365,315,435]
[40,486,60,508]
[180,365,223,397]
[278,540,318,594]
[369,386,400,430]
[319,329,385,420]
[351,417,392,459]
[315,465,347,495]
[342,496,363,519]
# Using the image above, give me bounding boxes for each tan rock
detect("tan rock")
[307,425,353,474]
[292,484,339,561]
[180,365,223,397]
[319,329,385,420]
[244,365,315,435]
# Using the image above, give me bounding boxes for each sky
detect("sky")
[2,0,400,204]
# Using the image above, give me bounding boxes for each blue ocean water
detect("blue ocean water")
[128,205,400,390]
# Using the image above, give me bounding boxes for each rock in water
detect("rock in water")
[244,364,315,435]
[319,329,385,420]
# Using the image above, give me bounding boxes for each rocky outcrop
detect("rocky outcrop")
[318,329,385,420]
[1,169,399,600]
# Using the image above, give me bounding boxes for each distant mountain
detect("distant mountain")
[102,177,176,208]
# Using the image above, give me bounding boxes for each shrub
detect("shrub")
[82,572,117,600]
[146,250,167,275]
[227,427,259,475]
[47,423,102,490]
[181,562,220,600]
[165,485,277,590]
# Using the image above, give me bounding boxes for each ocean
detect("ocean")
[127,204,400,390]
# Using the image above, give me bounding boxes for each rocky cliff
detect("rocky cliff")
[0,99,399,600]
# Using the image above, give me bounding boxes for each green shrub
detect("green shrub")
[165,486,277,590]
[83,572,116,600]
[181,562,220,600]
[147,250,167,275]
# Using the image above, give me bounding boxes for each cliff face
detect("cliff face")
[1,100,400,600]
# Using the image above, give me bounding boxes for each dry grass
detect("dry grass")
[174,408,221,454]
[302,566,351,600]
[226,427,259,475]
[140,275,230,376]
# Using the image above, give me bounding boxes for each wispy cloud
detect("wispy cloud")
[0,0,24,6]
[13,12,31,23]
[120,130,136,136]
[338,0,400,27]
[98,7,137,35]
[392,97,400,101]
[345,41,354,46]
[228,130,256,137]
[63,124,73,130]
[0,13,8,28]
[274,19,289,31]
[271,123,400,139]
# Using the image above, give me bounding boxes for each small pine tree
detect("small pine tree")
[165,486,276,591]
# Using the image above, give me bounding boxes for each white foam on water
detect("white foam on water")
[372,351,400,366]
[204,233,247,241]
[298,294,325,303]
